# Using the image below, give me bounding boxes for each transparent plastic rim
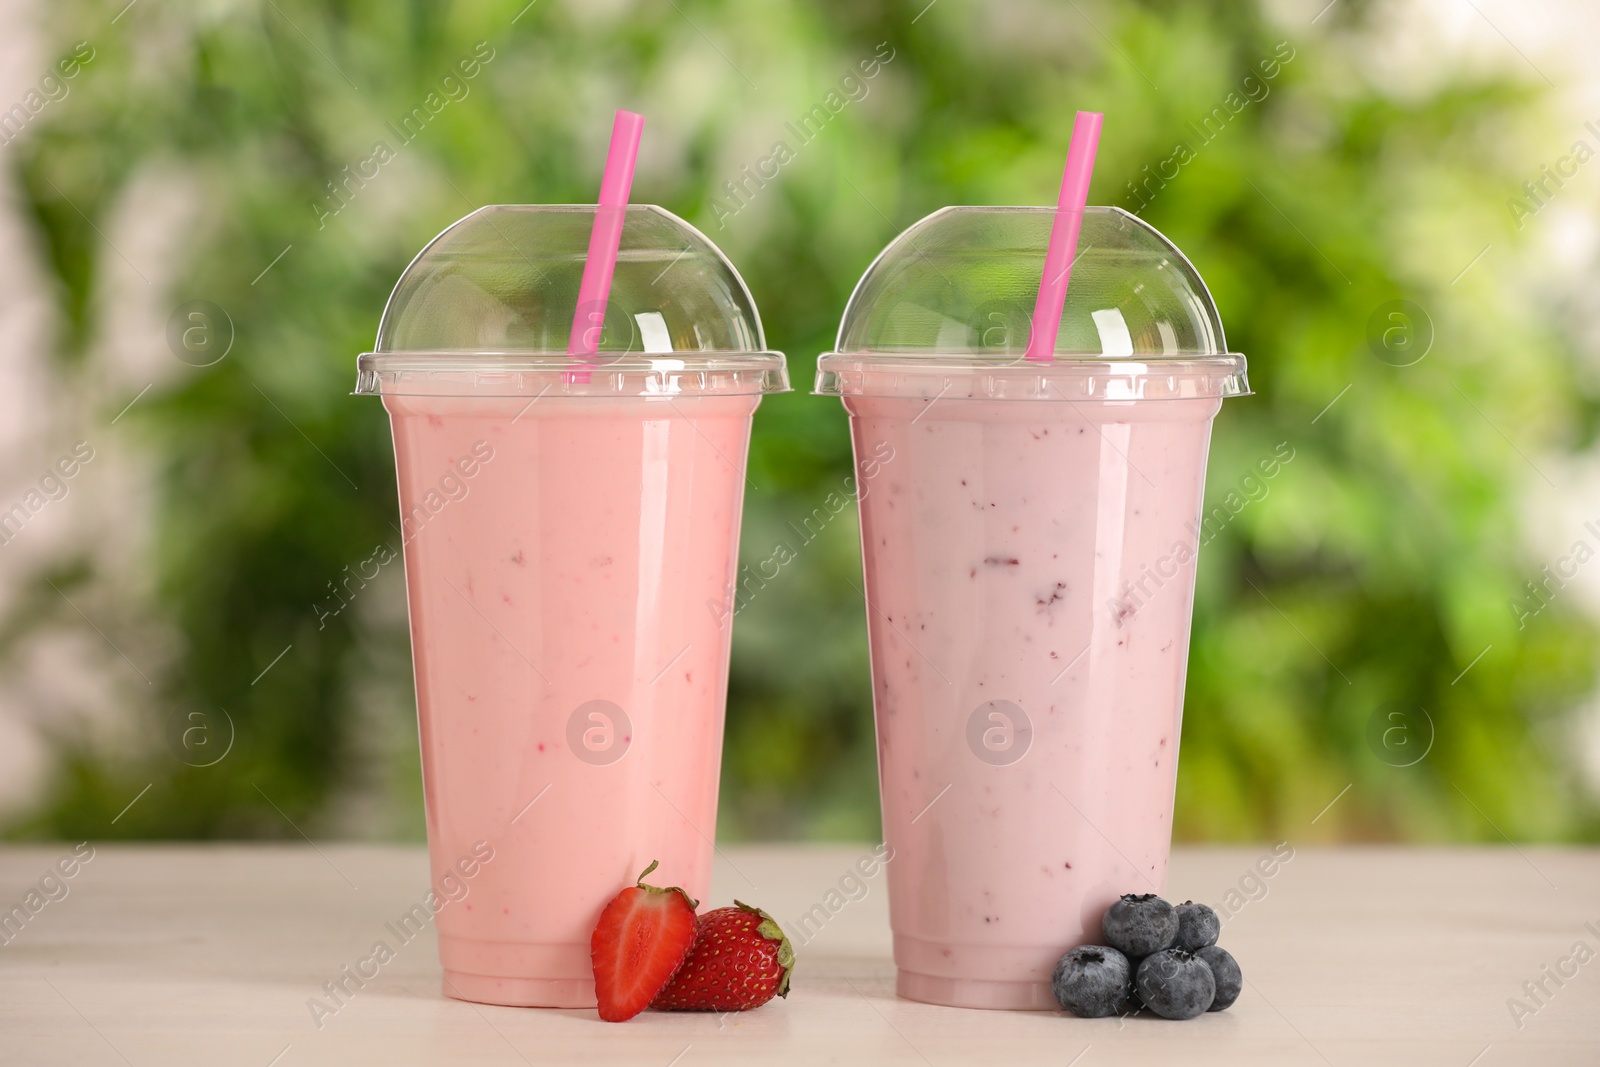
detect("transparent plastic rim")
[357,350,790,397]
[814,353,1250,401]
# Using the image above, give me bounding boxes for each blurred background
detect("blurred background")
[1,0,1597,845]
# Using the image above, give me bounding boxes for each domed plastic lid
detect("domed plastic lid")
[815,206,1248,401]
[357,205,788,397]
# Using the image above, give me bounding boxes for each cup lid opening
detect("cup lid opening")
[357,204,788,397]
[815,206,1247,399]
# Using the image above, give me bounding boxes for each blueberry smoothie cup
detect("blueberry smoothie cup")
[357,203,787,1006]
[816,205,1248,1009]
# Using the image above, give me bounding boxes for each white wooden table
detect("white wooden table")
[1,844,1596,1065]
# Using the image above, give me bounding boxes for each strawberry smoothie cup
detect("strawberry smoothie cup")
[358,203,787,1007]
[816,205,1248,1009]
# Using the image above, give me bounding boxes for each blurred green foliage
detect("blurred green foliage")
[4,0,1597,843]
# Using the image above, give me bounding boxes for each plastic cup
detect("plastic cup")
[816,206,1248,1009]
[357,205,787,1007]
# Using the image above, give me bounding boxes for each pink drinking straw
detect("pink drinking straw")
[1024,110,1104,363]
[567,109,646,382]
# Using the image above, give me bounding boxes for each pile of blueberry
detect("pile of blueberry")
[1052,894,1242,1021]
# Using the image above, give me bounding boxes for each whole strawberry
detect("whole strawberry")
[652,901,794,1012]
[590,861,700,1022]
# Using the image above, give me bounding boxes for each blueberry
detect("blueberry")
[1196,945,1242,1011]
[1051,945,1134,1018]
[1173,901,1220,952]
[1135,949,1216,1020]
[1102,894,1178,958]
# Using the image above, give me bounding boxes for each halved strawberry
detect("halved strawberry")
[652,900,795,1012]
[590,860,700,1021]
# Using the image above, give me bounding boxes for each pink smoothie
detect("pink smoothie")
[845,392,1221,1010]
[385,391,758,1008]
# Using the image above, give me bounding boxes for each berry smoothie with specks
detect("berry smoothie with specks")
[386,392,757,1008]
[845,392,1221,1009]
[818,203,1246,1009]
